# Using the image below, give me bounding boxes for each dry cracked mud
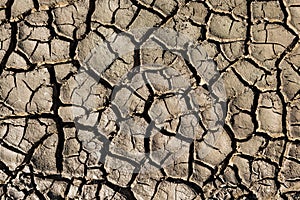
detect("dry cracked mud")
[0,0,300,199]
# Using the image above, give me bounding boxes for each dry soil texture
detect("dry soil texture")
[0,0,300,199]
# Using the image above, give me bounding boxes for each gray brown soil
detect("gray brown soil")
[0,0,300,199]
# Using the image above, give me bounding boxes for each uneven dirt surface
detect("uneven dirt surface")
[0,0,300,199]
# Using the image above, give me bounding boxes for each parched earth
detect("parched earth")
[0,0,300,199]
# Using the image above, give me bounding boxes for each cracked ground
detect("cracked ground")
[0,0,300,199]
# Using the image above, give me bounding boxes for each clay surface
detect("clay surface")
[0,0,299,199]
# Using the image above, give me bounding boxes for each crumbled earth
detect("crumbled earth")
[0,0,299,199]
